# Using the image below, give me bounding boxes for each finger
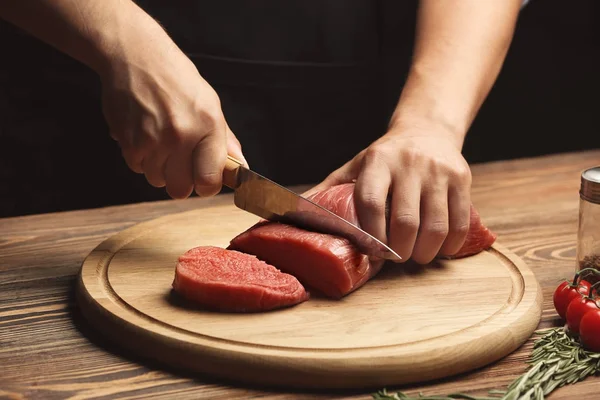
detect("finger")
[164,145,194,199]
[193,130,227,197]
[141,149,168,188]
[388,174,421,262]
[225,125,248,168]
[438,183,470,256]
[411,183,450,264]
[354,154,391,244]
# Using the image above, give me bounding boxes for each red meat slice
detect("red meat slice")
[228,183,385,299]
[450,205,497,258]
[307,182,359,224]
[229,222,384,299]
[172,246,309,312]
[307,182,496,258]
[228,183,496,299]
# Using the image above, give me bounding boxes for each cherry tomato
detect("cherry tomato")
[565,294,599,334]
[553,279,591,320]
[579,310,600,352]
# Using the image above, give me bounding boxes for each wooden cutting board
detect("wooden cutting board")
[76,203,543,390]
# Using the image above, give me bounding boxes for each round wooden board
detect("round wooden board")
[76,204,543,390]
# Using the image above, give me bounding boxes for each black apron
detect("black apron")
[0,1,417,217]
[137,0,417,184]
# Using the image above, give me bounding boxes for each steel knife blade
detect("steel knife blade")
[222,155,402,262]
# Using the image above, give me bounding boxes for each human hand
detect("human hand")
[99,40,247,199]
[306,120,472,264]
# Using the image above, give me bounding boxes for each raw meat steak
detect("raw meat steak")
[449,206,497,258]
[306,183,359,224]
[172,246,309,312]
[228,183,496,299]
[229,221,384,299]
[228,183,385,299]
[308,183,496,258]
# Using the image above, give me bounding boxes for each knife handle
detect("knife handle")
[222,155,244,189]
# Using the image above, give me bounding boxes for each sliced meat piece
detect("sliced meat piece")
[448,205,497,258]
[229,183,384,299]
[172,246,309,312]
[229,222,384,299]
[306,182,358,224]
[308,182,497,258]
[228,182,496,300]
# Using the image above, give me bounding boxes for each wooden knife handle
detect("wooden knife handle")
[222,155,244,189]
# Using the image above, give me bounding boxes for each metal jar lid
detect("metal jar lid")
[581,166,600,204]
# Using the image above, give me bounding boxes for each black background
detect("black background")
[0,0,597,218]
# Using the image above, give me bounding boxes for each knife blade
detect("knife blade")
[222,155,402,262]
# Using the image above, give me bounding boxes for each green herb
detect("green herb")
[372,327,600,400]
[372,389,499,399]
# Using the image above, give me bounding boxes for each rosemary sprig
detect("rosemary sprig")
[499,327,600,399]
[373,327,600,400]
[372,388,499,400]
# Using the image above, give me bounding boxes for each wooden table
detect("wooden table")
[2,149,599,399]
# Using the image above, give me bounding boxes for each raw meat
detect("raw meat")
[449,205,497,258]
[228,183,385,299]
[307,182,496,258]
[172,246,309,312]
[306,182,359,224]
[228,183,496,299]
[229,221,384,299]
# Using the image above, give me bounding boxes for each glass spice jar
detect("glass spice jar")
[577,166,600,283]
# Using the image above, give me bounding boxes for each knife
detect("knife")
[222,155,402,262]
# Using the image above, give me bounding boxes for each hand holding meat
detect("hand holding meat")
[303,0,521,264]
[307,120,472,265]
[100,42,247,199]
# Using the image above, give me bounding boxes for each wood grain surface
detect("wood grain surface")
[1,149,599,399]
[76,207,542,390]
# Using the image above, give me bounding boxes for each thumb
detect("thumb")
[226,125,248,168]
